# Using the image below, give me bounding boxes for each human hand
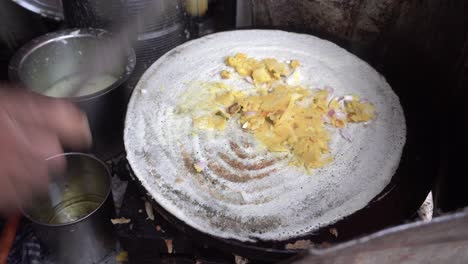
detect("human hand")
[0,87,92,213]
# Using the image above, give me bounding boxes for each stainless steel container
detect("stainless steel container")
[23,153,116,264]
[10,0,64,21]
[8,28,136,160]
[62,0,186,81]
[62,0,184,33]
[133,22,186,78]
[124,0,184,32]
[62,0,122,30]
[0,0,54,80]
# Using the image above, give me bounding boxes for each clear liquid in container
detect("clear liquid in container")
[43,74,117,98]
[47,194,104,224]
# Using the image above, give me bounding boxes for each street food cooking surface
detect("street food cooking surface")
[124,30,406,241]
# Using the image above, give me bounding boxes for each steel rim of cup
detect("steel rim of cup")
[8,28,136,102]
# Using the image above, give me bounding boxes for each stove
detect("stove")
[4,154,251,264]
[116,182,239,264]
[4,150,433,264]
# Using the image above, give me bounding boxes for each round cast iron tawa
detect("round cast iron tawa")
[124,30,406,244]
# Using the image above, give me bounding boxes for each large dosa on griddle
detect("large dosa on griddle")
[124,30,406,242]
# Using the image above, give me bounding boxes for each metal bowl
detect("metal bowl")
[9,28,136,160]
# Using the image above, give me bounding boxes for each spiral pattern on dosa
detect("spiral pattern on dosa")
[124,30,406,242]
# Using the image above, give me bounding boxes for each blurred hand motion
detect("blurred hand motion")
[0,86,92,213]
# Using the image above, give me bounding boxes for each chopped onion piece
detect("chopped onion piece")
[164,239,173,253]
[337,95,354,108]
[335,111,347,120]
[326,87,335,102]
[111,217,131,224]
[193,161,207,172]
[145,201,155,221]
[245,111,257,116]
[336,97,346,108]
[311,88,321,93]
[339,129,352,142]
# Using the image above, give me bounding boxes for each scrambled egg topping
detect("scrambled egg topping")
[179,53,375,170]
[220,70,231,79]
[225,53,291,84]
[238,85,332,168]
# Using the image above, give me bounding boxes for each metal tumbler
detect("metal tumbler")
[23,153,116,264]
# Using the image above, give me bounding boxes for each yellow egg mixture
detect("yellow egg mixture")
[177,53,375,170]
